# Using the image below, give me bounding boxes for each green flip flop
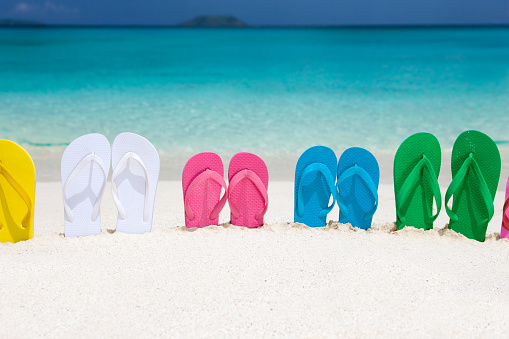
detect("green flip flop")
[445,130,501,242]
[394,133,442,230]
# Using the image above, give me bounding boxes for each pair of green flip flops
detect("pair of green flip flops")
[394,130,501,242]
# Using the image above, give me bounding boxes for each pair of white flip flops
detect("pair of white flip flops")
[61,133,160,237]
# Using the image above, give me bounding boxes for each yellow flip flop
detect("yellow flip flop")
[0,140,36,243]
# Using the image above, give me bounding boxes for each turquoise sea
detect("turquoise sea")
[1,27,509,177]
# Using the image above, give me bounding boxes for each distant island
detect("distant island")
[0,19,45,27]
[178,15,247,28]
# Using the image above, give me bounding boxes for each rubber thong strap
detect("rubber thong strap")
[111,152,150,222]
[63,153,108,223]
[184,169,228,221]
[503,197,509,231]
[396,154,441,227]
[228,169,268,221]
[445,153,494,227]
[297,163,336,219]
[0,162,32,229]
[336,164,378,221]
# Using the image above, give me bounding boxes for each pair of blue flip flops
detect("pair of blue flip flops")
[294,146,380,229]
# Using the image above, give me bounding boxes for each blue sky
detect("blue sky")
[1,0,508,25]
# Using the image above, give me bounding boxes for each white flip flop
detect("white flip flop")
[61,133,111,237]
[111,132,160,234]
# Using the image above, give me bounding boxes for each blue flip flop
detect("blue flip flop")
[336,147,379,229]
[294,146,337,227]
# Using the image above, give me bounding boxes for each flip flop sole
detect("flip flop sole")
[394,133,441,230]
[294,146,337,227]
[448,130,500,241]
[182,152,224,228]
[112,132,160,234]
[337,147,379,230]
[0,140,36,243]
[61,133,110,238]
[228,152,268,228]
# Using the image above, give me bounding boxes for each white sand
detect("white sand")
[1,181,509,337]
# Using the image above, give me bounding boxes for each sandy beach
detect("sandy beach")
[2,21,509,338]
[1,180,508,337]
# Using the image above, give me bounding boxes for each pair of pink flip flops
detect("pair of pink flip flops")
[182,152,269,228]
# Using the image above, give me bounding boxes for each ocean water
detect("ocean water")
[1,27,509,161]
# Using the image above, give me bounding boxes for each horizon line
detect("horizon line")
[1,22,509,29]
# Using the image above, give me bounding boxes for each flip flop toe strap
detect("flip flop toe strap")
[111,152,151,222]
[297,163,336,219]
[336,164,378,221]
[63,153,108,223]
[184,169,228,221]
[228,169,268,221]
[396,154,442,226]
[445,153,494,227]
[0,162,32,229]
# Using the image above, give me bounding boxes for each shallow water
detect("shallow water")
[1,27,508,159]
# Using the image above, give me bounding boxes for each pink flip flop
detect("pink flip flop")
[228,152,269,228]
[182,152,228,228]
[501,177,509,239]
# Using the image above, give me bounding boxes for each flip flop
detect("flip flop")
[0,140,36,243]
[228,152,268,228]
[294,146,337,227]
[61,134,110,238]
[111,132,160,234]
[394,133,442,230]
[445,130,500,242]
[336,147,379,229]
[501,177,509,240]
[182,152,228,228]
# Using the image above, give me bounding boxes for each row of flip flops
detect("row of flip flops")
[61,134,269,237]
[0,130,507,243]
[295,130,502,242]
